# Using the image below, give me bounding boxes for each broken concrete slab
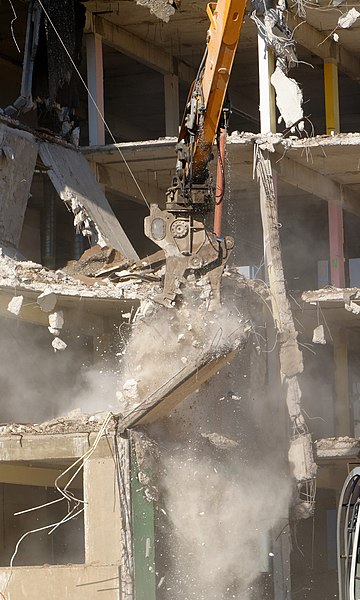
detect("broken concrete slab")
[271,67,304,130]
[118,348,240,430]
[315,436,360,459]
[39,142,139,261]
[0,252,149,333]
[0,125,37,248]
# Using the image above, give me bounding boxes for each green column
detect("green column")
[130,439,156,600]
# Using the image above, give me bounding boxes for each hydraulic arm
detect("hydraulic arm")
[145,0,247,307]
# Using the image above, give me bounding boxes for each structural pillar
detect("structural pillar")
[130,438,156,600]
[84,452,122,565]
[328,202,345,287]
[164,73,179,137]
[324,59,349,437]
[86,33,105,146]
[257,32,276,134]
[334,330,351,436]
[324,59,340,136]
[324,58,345,288]
[257,30,292,600]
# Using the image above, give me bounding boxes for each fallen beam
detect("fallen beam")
[119,349,239,429]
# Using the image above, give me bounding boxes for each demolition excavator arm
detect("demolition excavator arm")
[144,0,247,307]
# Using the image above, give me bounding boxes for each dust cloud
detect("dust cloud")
[116,284,249,416]
[147,355,292,600]
[158,443,291,600]
[0,317,118,423]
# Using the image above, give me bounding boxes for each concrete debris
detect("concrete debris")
[49,311,64,330]
[38,141,138,260]
[64,245,130,278]
[345,300,360,315]
[0,125,38,249]
[312,324,326,344]
[271,67,304,131]
[117,378,141,414]
[288,434,317,482]
[117,274,259,429]
[337,8,360,28]
[315,436,360,459]
[201,432,239,450]
[279,336,304,378]
[52,337,67,351]
[7,295,23,315]
[0,250,155,303]
[135,0,180,22]
[0,411,114,436]
[132,429,160,502]
[37,288,57,312]
[48,326,61,336]
[256,148,316,520]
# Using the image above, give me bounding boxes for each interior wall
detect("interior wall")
[299,343,336,439]
[0,318,94,423]
[107,191,159,258]
[0,481,84,567]
[279,194,329,291]
[291,487,338,600]
[103,50,166,143]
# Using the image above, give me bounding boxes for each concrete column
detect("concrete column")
[257,32,294,600]
[328,202,345,287]
[130,440,156,600]
[334,330,351,436]
[164,73,179,136]
[84,453,121,565]
[41,179,56,270]
[86,33,105,146]
[324,60,345,288]
[272,521,292,600]
[257,33,276,134]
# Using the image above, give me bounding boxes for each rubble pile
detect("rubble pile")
[0,246,161,301]
[116,270,265,422]
[0,410,116,436]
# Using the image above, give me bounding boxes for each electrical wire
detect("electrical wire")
[113,424,134,595]
[8,0,20,53]
[1,413,114,598]
[36,0,150,210]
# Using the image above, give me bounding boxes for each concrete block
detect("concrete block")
[37,289,57,312]
[7,295,23,315]
[49,311,64,329]
[52,337,67,352]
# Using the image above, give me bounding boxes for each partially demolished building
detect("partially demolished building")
[0,0,360,599]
